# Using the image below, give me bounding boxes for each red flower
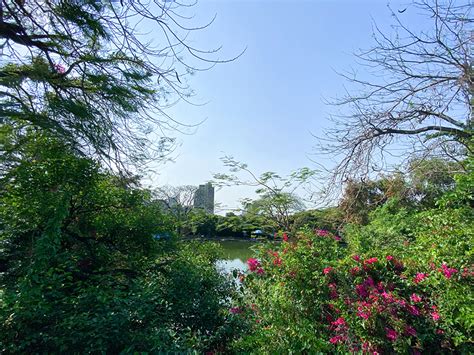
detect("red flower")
[283,233,289,242]
[386,255,394,261]
[333,235,342,241]
[352,255,361,262]
[413,272,428,284]
[256,267,265,275]
[273,257,282,266]
[323,267,333,275]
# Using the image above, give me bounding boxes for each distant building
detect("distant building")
[193,182,215,214]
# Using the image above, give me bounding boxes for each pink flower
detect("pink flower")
[229,307,242,314]
[386,255,394,261]
[323,267,333,275]
[247,258,260,272]
[333,235,342,241]
[440,263,458,279]
[364,257,378,265]
[329,335,343,344]
[283,233,289,242]
[352,255,361,262]
[256,267,265,275]
[385,328,398,341]
[381,291,394,303]
[357,310,370,319]
[316,229,329,236]
[413,273,428,284]
[431,311,440,321]
[332,317,346,326]
[410,293,422,303]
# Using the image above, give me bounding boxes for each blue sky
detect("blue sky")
[147,0,420,212]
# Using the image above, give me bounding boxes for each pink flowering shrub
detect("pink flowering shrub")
[232,227,472,354]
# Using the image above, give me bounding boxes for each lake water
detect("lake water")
[215,240,256,274]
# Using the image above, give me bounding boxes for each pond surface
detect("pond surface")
[215,240,256,274]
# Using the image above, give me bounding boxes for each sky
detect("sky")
[145,0,421,212]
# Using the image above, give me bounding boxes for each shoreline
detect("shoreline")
[183,236,281,243]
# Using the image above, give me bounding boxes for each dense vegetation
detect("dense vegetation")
[0,0,472,353]
[230,157,473,353]
[0,135,241,352]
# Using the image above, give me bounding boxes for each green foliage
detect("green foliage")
[0,136,238,353]
[182,209,219,237]
[214,157,315,231]
[0,0,219,167]
[231,164,473,353]
[339,158,460,225]
[290,207,344,234]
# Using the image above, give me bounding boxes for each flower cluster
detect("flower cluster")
[413,272,428,284]
[323,255,448,353]
[247,258,265,275]
[315,228,342,241]
[439,263,457,279]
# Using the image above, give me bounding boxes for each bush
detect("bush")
[0,137,239,353]
[232,227,473,353]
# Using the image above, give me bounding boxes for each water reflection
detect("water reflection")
[216,258,247,274]
[216,240,255,274]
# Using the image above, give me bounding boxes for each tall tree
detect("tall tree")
[0,0,237,173]
[154,184,197,234]
[214,156,314,231]
[320,0,472,182]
